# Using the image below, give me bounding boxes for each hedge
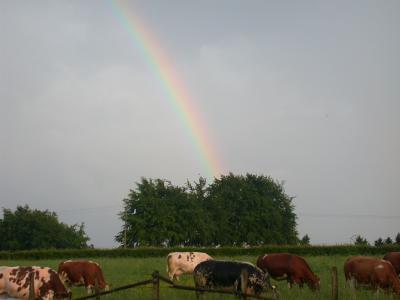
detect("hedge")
[1,245,400,260]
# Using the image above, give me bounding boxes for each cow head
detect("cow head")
[42,269,72,300]
[58,271,71,287]
[53,290,72,300]
[247,268,272,296]
[308,275,320,291]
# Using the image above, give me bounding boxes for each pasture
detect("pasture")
[0,255,395,299]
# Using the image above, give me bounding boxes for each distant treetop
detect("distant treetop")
[0,205,89,250]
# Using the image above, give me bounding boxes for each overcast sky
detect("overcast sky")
[1,1,399,247]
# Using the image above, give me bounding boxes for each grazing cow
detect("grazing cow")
[256,253,320,290]
[344,256,400,294]
[193,260,272,298]
[0,266,70,300]
[166,252,213,281]
[58,260,109,294]
[384,252,400,276]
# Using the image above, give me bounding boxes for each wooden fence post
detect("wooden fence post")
[29,271,35,300]
[331,266,338,300]
[152,271,160,300]
[240,269,248,300]
[94,277,100,300]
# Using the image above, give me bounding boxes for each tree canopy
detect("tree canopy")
[116,173,298,247]
[0,205,89,250]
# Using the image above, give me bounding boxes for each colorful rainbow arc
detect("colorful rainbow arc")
[109,1,224,179]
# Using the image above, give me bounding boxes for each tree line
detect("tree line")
[115,173,299,247]
[0,205,89,250]
[354,234,400,247]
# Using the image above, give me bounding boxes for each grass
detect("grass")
[0,255,396,299]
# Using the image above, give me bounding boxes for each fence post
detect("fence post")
[152,271,160,300]
[29,271,35,300]
[331,266,338,300]
[94,277,100,300]
[240,269,248,300]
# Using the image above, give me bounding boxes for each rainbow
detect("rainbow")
[108,1,224,179]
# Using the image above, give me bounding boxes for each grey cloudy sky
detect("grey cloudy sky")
[1,1,399,247]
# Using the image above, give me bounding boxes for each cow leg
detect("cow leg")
[287,279,292,289]
[298,279,304,289]
[348,278,357,300]
[271,287,280,300]
[168,268,175,281]
[374,288,380,300]
[85,279,94,295]
[291,276,302,289]
[86,285,94,294]
[195,290,206,300]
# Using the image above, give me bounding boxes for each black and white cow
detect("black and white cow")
[193,260,273,298]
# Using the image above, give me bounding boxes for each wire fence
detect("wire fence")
[27,267,339,300]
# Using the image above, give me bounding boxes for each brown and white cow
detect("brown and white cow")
[344,256,400,294]
[58,260,109,294]
[256,253,320,290]
[0,266,70,300]
[166,252,213,281]
[384,252,400,276]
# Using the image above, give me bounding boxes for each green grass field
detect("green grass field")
[0,255,395,299]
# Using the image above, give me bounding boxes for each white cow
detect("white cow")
[0,266,70,300]
[166,252,213,281]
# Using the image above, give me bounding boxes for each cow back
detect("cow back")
[384,252,400,276]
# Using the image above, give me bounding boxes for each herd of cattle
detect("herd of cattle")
[1,252,400,299]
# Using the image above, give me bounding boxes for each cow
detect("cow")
[0,266,70,300]
[166,252,213,281]
[193,260,273,299]
[256,253,320,290]
[384,252,400,276]
[57,260,109,294]
[344,256,400,295]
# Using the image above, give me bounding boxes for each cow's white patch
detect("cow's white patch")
[376,264,384,269]
[262,254,268,260]
[88,261,99,266]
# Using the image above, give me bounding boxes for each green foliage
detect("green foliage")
[300,234,311,245]
[206,173,297,245]
[116,174,298,247]
[396,233,400,245]
[384,237,393,245]
[1,245,400,260]
[115,178,211,247]
[0,205,89,250]
[354,235,369,246]
[374,237,384,247]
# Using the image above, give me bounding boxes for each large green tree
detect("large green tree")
[206,173,298,245]
[0,205,89,250]
[116,174,298,247]
[115,178,213,247]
